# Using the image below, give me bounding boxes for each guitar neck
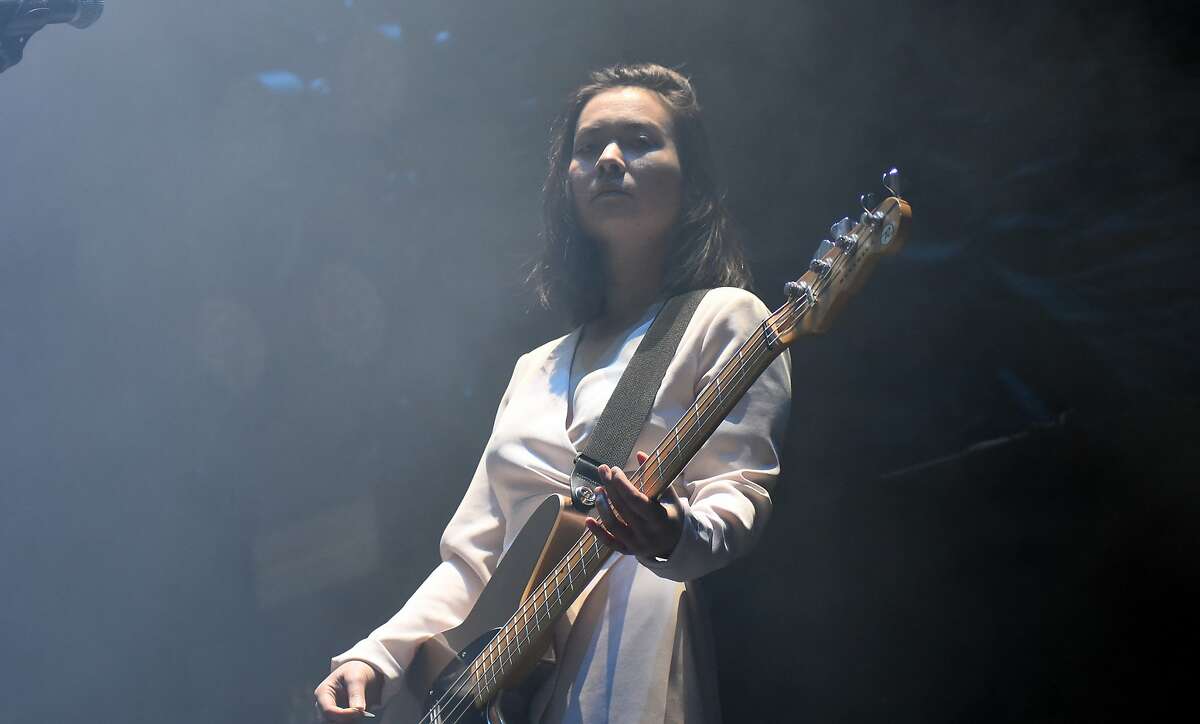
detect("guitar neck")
[435,180,909,717]
[632,311,787,500]
[466,302,793,706]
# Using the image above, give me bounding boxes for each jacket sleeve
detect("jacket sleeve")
[330,354,527,705]
[637,288,792,582]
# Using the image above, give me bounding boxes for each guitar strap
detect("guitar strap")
[569,288,710,512]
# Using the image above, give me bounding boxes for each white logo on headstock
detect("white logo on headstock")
[881,222,895,246]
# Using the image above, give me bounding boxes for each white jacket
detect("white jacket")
[333,286,792,723]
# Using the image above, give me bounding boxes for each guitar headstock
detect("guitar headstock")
[771,168,912,346]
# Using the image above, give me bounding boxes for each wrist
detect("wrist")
[652,503,684,559]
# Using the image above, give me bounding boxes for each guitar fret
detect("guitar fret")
[475,338,772,701]
[452,277,843,718]
[648,451,667,494]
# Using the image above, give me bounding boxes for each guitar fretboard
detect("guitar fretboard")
[419,190,908,722]
[466,299,796,706]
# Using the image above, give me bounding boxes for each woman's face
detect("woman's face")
[568,87,684,258]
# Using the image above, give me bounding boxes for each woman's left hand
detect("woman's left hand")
[586,451,684,559]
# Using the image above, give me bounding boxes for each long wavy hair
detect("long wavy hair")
[528,63,752,326]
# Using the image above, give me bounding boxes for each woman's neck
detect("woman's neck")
[597,244,666,333]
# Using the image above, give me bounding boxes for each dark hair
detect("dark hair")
[528,63,752,325]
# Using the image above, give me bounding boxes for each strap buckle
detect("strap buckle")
[570,453,603,511]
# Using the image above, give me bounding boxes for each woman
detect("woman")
[315,63,792,723]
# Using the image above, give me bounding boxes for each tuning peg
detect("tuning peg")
[858,192,880,226]
[811,241,830,277]
[830,216,854,241]
[882,167,903,197]
[812,238,835,261]
[859,192,877,214]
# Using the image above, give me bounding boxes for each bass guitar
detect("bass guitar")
[401,169,912,724]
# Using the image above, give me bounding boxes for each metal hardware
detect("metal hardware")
[570,453,602,511]
[882,167,903,197]
[798,280,817,307]
[812,238,835,261]
[859,192,883,226]
[829,215,859,256]
[762,319,781,350]
[809,258,832,276]
[860,192,877,214]
[830,216,854,240]
[785,280,817,308]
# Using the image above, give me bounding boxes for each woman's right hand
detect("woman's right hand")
[314,660,381,722]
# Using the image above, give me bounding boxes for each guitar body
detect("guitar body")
[404,494,588,724]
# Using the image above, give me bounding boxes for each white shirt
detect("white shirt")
[332,286,792,723]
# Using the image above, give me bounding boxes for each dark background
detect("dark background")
[1,1,1196,721]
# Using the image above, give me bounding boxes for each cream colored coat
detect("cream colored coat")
[332,287,792,723]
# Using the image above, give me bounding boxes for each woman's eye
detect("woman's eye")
[630,135,652,149]
[575,143,596,155]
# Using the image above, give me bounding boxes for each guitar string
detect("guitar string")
[429,290,811,724]
[423,302,791,724]
[424,277,826,724]
[421,226,873,722]
[420,300,796,724]
[434,534,616,724]
[633,230,866,499]
[417,322,780,724]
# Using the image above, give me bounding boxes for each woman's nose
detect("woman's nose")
[596,141,625,178]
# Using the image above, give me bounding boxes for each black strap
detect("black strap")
[570,289,710,511]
